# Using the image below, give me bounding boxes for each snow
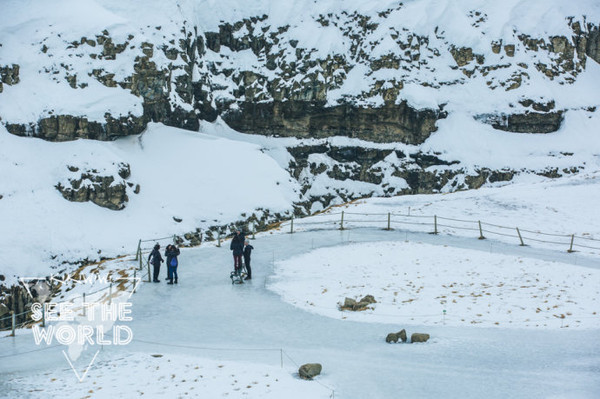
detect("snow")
[6,352,331,399]
[0,122,298,282]
[269,241,600,329]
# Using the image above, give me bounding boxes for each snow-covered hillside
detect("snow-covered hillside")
[0,122,298,282]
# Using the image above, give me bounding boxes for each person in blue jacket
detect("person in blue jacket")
[165,244,180,284]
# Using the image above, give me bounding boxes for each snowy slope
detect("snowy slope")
[0,123,298,282]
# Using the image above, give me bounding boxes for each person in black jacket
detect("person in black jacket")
[165,244,181,285]
[147,244,163,282]
[230,229,245,274]
[243,240,254,280]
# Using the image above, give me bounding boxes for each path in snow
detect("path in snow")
[1,228,600,398]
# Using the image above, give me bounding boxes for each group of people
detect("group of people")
[230,229,253,280]
[147,243,180,284]
[146,229,255,283]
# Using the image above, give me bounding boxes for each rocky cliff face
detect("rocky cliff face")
[0,1,598,215]
[2,6,598,142]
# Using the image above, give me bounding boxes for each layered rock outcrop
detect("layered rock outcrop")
[55,163,139,210]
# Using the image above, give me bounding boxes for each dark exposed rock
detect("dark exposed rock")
[450,46,474,67]
[56,163,138,210]
[5,114,145,141]
[224,101,445,145]
[586,24,600,63]
[519,99,555,112]
[487,111,564,133]
[0,64,20,85]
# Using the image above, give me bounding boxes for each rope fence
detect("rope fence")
[281,210,600,254]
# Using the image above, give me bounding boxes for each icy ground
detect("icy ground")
[1,227,599,398]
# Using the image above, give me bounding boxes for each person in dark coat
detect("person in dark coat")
[230,229,245,274]
[164,244,181,284]
[243,240,254,280]
[147,243,163,282]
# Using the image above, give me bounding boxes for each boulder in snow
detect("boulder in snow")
[411,333,430,343]
[299,363,322,379]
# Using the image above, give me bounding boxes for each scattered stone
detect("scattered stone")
[173,217,183,223]
[411,333,430,343]
[151,354,163,358]
[299,363,322,379]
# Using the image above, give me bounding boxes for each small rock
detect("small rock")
[299,363,322,379]
[343,297,356,309]
[353,301,369,310]
[386,333,398,343]
[151,354,163,358]
[360,295,377,304]
[411,333,430,343]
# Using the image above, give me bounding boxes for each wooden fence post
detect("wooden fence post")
[217,232,221,248]
[135,239,141,261]
[386,212,391,230]
[516,228,525,246]
[433,215,438,235]
[478,221,485,240]
[568,234,575,253]
[290,217,294,234]
[10,311,15,337]
[340,211,345,230]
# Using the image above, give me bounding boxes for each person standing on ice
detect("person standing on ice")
[243,240,254,280]
[148,243,163,283]
[165,244,180,284]
[230,229,245,275]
